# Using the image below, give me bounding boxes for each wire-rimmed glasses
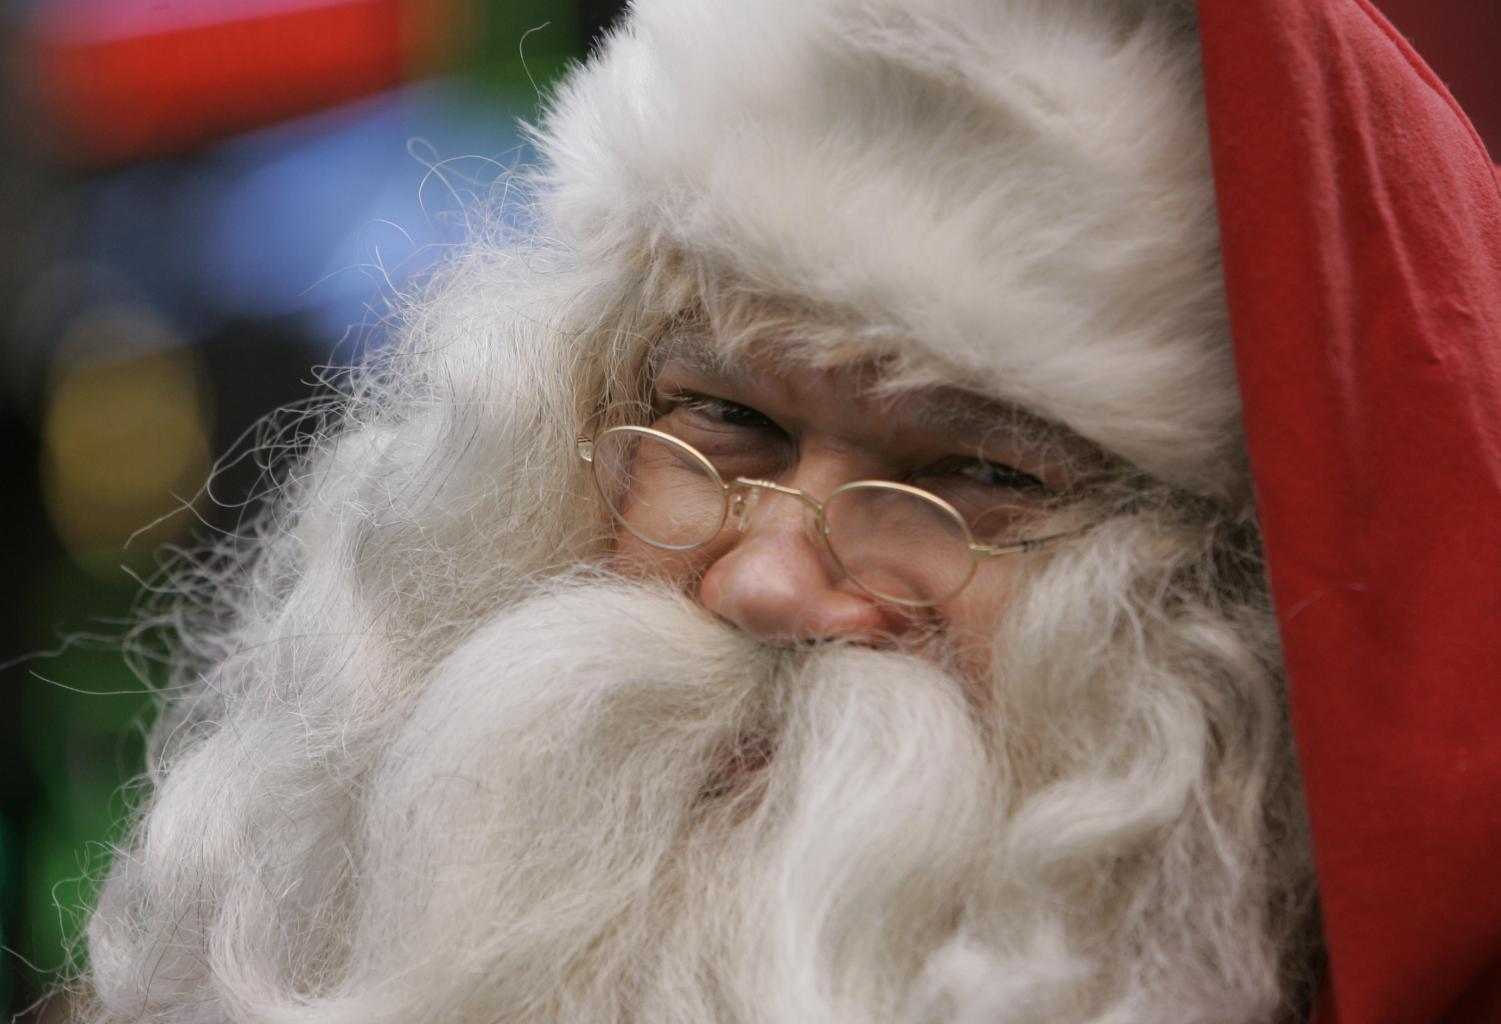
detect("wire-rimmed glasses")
[577,423,1089,607]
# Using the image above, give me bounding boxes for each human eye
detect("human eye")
[914,456,1047,495]
[653,390,788,475]
[910,456,1050,542]
[951,459,1046,493]
[660,390,778,431]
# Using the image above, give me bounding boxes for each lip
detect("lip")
[699,734,774,804]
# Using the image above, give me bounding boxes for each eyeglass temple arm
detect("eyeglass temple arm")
[971,521,1095,559]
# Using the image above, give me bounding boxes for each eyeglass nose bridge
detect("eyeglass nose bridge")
[726,478,827,535]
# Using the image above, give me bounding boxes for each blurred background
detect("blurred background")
[0,1,628,1018]
[0,1,1494,1020]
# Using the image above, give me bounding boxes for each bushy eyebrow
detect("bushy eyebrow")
[649,333,1107,473]
[909,389,1025,440]
[913,390,1112,475]
[650,333,752,385]
[856,375,1075,455]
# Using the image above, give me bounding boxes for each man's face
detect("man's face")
[73,336,1312,1024]
[605,338,1081,685]
[74,0,1321,1012]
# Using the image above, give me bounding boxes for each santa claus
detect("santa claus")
[74,0,1501,1022]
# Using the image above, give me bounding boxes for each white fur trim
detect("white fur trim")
[535,0,1243,499]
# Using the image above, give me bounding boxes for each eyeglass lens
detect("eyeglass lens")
[592,428,726,550]
[592,428,979,603]
[821,484,975,603]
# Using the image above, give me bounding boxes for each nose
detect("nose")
[697,486,911,644]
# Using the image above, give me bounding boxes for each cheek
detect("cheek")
[934,561,1016,688]
[608,525,723,587]
[608,528,674,580]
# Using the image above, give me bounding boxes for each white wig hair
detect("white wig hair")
[542,0,1243,499]
[69,0,1322,1022]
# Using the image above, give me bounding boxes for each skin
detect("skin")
[605,342,1073,682]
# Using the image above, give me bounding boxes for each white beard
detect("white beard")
[325,580,1003,1024]
[85,572,1312,1024]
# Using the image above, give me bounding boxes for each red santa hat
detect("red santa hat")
[1201,1,1501,1020]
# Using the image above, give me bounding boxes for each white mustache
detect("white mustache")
[336,577,1000,1023]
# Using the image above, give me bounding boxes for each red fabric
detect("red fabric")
[1197,1,1501,1022]
[21,1,437,166]
[1373,0,1501,151]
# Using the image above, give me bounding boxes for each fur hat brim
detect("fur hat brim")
[536,0,1243,500]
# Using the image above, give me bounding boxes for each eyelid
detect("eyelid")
[663,389,777,425]
[665,389,728,412]
[919,454,1050,494]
